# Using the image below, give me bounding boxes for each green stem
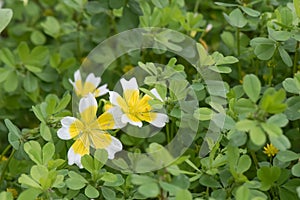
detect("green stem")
[0,148,15,185]
[268,66,273,86]
[0,145,11,161]
[194,0,200,13]
[250,151,259,169]
[293,41,299,75]
[166,121,170,143]
[236,28,242,81]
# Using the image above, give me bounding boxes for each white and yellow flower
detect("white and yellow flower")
[57,93,125,168]
[69,70,109,97]
[109,77,168,128]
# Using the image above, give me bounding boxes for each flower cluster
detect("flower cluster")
[58,70,168,168]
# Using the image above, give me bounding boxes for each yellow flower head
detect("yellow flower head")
[263,143,279,157]
[57,93,125,168]
[69,70,109,98]
[7,188,18,198]
[122,65,134,73]
[109,77,168,128]
[1,156,7,161]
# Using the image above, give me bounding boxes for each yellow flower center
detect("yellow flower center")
[263,143,279,157]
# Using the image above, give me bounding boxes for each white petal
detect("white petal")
[149,113,168,128]
[79,93,98,115]
[109,91,123,107]
[85,73,100,88]
[74,70,82,82]
[106,107,127,129]
[67,147,83,168]
[58,117,78,140]
[61,116,78,127]
[120,77,138,91]
[150,88,163,101]
[121,114,142,127]
[105,136,123,159]
[95,84,109,97]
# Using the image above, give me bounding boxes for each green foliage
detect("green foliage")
[0,0,300,199]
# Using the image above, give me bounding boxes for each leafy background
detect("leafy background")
[0,0,300,199]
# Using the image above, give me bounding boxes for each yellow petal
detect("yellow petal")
[124,89,139,108]
[79,93,98,123]
[97,111,115,130]
[58,117,83,140]
[90,132,113,149]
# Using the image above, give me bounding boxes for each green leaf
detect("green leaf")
[283,78,300,94]
[199,174,222,188]
[131,174,156,185]
[5,119,21,150]
[237,155,252,174]
[109,0,125,9]
[196,43,215,66]
[0,68,11,82]
[276,150,300,162]
[66,171,88,190]
[260,88,287,114]
[294,0,300,18]
[138,182,160,198]
[175,189,192,200]
[81,154,94,173]
[249,126,266,146]
[250,38,276,60]
[30,30,46,45]
[101,187,116,200]
[32,105,46,123]
[223,8,247,28]
[234,98,256,114]
[215,2,237,7]
[257,166,281,191]
[194,107,213,121]
[276,7,293,27]
[236,185,250,200]
[29,46,49,66]
[94,149,108,165]
[4,71,18,92]
[17,188,42,200]
[269,29,291,41]
[24,141,42,165]
[243,74,261,102]
[292,163,300,177]
[30,165,48,186]
[41,16,60,38]
[42,142,55,164]
[40,123,52,142]
[18,42,30,63]
[151,0,169,8]
[236,119,256,132]
[23,73,38,92]
[0,191,13,200]
[210,66,232,73]
[85,185,99,199]
[0,9,13,33]
[214,55,238,65]
[54,92,71,113]
[267,114,288,127]
[18,174,42,189]
[0,48,15,67]
[159,181,180,195]
[25,65,42,73]
[278,46,293,67]
[101,172,117,182]
[270,134,291,151]
[239,6,260,17]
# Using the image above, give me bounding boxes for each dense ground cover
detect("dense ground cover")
[0,0,300,199]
